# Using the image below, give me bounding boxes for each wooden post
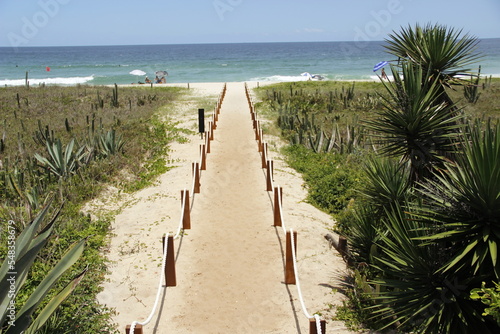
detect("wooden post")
[258,129,263,151]
[266,160,273,191]
[200,144,207,170]
[258,129,263,152]
[181,190,191,229]
[162,234,176,286]
[209,122,214,140]
[285,230,297,284]
[273,186,283,227]
[261,143,268,169]
[205,131,211,153]
[255,120,260,140]
[309,318,326,334]
[192,162,200,193]
[125,324,143,334]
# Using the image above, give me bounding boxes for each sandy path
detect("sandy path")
[97,82,355,333]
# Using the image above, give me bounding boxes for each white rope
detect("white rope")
[276,187,287,234]
[129,232,170,333]
[314,314,322,334]
[289,228,313,319]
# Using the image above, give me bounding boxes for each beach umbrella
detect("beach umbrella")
[129,69,146,83]
[155,70,168,77]
[129,69,146,76]
[373,61,388,72]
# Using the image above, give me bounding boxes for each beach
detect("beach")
[92,82,357,333]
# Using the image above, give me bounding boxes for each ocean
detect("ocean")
[1,39,499,86]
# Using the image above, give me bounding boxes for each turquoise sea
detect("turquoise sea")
[0,40,499,86]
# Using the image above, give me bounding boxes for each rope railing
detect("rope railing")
[244,82,326,334]
[126,83,227,334]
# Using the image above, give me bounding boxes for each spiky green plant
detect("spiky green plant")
[0,200,86,333]
[384,23,481,107]
[369,207,494,333]
[364,63,463,182]
[361,157,413,215]
[419,119,500,279]
[34,139,86,180]
[98,129,125,158]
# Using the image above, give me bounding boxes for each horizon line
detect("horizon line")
[2,37,500,49]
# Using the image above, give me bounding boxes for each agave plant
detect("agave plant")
[98,129,125,158]
[34,139,86,180]
[365,63,463,182]
[0,199,86,333]
[384,23,482,107]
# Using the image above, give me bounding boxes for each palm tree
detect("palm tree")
[384,23,482,109]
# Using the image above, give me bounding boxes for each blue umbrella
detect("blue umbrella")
[373,61,389,72]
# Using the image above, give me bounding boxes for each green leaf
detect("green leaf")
[24,267,88,334]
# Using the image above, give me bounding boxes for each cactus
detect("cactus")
[65,118,72,133]
[111,83,119,107]
[464,66,481,104]
[33,120,55,146]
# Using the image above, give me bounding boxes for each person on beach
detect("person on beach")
[381,68,388,80]
[145,77,151,83]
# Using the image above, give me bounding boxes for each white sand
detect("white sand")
[94,82,357,333]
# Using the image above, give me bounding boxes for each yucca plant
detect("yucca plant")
[0,199,86,333]
[384,23,481,108]
[361,157,413,215]
[345,204,385,267]
[419,120,500,279]
[365,63,463,182]
[369,207,494,333]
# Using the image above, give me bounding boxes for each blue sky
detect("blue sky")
[0,0,499,47]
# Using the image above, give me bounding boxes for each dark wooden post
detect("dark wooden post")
[209,121,214,140]
[285,230,297,284]
[181,190,190,229]
[162,234,176,287]
[200,144,206,170]
[273,186,283,227]
[261,142,268,169]
[192,162,201,193]
[309,318,326,334]
[125,324,143,334]
[266,160,273,191]
[205,131,211,153]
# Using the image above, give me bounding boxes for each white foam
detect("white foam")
[0,75,94,86]
[250,75,318,82]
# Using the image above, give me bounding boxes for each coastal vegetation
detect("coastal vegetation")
[255,23,500,333]
[0,85,194,332]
